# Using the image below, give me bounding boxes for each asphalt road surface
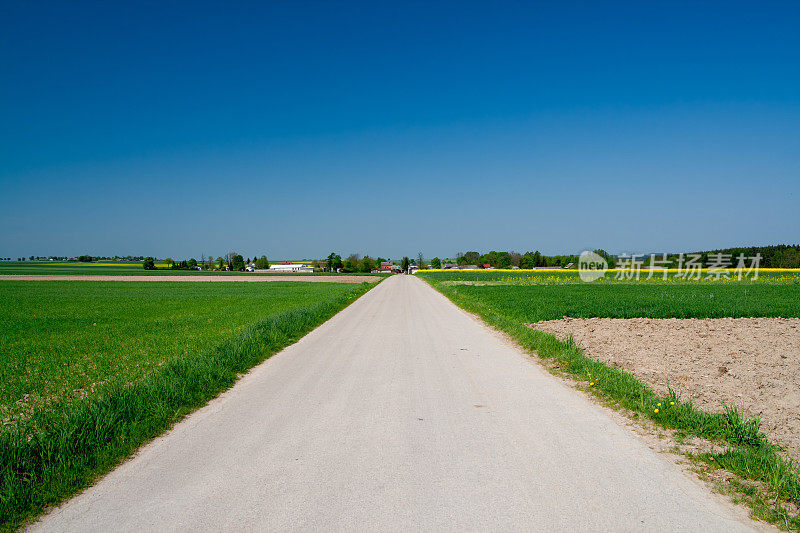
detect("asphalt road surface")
[31,275,760,532]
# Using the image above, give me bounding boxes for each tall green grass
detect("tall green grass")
[0,281,376,530]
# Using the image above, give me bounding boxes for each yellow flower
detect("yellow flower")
[654,408,659,413]
[589,382,594,386]
[670,401,675,405]
[657,403,661,406]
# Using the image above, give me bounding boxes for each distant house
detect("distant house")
[482,264,493,269]
[373,261,402,273]
[459,265,478,270]
[441,263,459,269]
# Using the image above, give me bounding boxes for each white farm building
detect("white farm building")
[262,263,314,273]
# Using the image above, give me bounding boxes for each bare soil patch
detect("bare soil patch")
[0,275,380,283]
[528,317,800,460]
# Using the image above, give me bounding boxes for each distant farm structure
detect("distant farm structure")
[257,262,314,273]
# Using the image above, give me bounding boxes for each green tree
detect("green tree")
[142,257,156,270]
[482,251,498,267]
[400,256,410,273]
[342,254,360,273]
[231,254,245,271]
[520,252,534,269]
[326,252,343,272]
[463,251,480,265]
[255,255,270,269]
[359,256,377,272]
[594,249,615,269]
[774,248,800,268]
[496,252,511,269]
[430,257,441,269]
[188,258,198,269]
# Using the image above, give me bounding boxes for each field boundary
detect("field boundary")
[419,275,800,530]
[0,281,378,531]
[0,275,381,283]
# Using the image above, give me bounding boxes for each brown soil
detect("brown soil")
[528,317,800,460]
[0,275,380,283]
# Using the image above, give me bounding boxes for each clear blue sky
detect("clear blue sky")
[2,1,798,260]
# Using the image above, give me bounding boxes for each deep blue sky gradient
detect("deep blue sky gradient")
[2,1,798,259]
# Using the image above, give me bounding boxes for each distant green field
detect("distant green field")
[418,269,800,321]
[422,268,800,285]
[428,281,800,322]
[0,261,387,276]
[0,279,377,528]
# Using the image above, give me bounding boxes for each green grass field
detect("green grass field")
[424,268,800,284]
[0,261,387,276]
[417,270,800,527]
[0,281,368,423]
[439,281,800,322]
[0,279,377,530]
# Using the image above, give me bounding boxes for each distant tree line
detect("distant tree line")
[164,258,198,270]
[443,250,583,269]
[16,255,152,262]
[640,244,800,268]
[325,252,392,273]
[142,252,271,271]
[694,244,800,268]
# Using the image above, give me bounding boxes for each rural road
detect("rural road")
[31,275,759,532]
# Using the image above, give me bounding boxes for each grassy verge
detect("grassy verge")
[419,274,800,529]
[0,281,376,530]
